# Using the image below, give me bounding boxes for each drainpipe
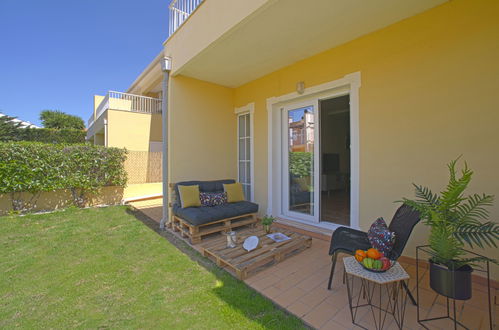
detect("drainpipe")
[103,118,108,147]
[159,57,172,230]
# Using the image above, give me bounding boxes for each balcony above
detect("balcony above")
[87,91,161,128]
[163,0,447,88]
[168,0,204,38]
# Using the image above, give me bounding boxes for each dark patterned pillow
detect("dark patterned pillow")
[367,217,396,257]
[199,192,228,207]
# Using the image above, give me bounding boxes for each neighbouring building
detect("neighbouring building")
[0,113,40,128]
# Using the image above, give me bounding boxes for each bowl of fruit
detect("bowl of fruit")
[355,248,394,273]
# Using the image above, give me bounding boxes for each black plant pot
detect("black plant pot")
[429,260,473,300]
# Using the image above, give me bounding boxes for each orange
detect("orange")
[355,249,366,262]
[367,248,381,260]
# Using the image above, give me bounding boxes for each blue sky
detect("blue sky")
[0,0,168,126]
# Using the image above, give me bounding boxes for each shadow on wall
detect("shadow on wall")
[0,186,124,216]
[124,151,162,184]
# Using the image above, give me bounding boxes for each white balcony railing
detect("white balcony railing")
[168,0,204,37]
[88,114,95,127]
[88,91,162,128]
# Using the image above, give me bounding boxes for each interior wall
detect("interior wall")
[320,96,350,174]
[233,0,499,278]
[168,75,236,183]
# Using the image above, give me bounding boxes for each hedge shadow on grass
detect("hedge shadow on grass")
[126,206,308,330]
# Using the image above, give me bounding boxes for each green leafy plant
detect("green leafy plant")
[0,114,23,141]
[401,158,499,269]
[289,152,313,178]
[261,215,275,226]
[0,142,127,212]
[40,110,85,130]
[19,127,86,144]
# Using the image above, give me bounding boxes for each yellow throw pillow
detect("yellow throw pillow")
[223,183,245,203]
[178,185,201,208]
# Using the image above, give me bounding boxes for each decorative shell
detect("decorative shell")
[243,236,259,252]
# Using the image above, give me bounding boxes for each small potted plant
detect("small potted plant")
[402,158,498,300]
[261,215,275,234]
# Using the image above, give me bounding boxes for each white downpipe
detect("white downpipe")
[160,57,172,230]
[103,118,108,147]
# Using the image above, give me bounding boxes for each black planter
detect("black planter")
[429,260,473,300]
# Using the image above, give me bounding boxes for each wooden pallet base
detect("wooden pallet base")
[171,213,258,244]
[202,228,312,280]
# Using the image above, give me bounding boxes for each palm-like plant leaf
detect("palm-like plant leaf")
[412,184,438,206]
[401,158,498,270]
[439,159,471,212]
[455,193,494,223]
[454,221,499,249]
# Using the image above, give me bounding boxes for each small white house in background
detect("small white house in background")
[0,113,40,129]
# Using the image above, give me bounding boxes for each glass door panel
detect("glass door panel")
[282,101,319,222]
[238,113,251,200]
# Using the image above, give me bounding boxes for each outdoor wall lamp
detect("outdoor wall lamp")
[296,81,305,94]
[161,57,172,72]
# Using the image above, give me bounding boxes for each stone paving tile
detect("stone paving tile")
[273,272,308,291]
[324,286,351,310]
[300,285,334,310]
[131,202,496,330]
[320,318,352,330]
[261,285,283,299]
[302,299,340,329]
[250,274,282,292]
[296,271,330,292]
[273,286,308,308]
[287,300,315,318]
[331,304,369,329]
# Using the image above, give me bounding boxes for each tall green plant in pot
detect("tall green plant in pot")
[402,158,499,300]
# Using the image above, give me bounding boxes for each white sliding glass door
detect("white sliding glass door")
[282,100,320,223]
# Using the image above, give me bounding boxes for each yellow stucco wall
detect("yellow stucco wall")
[149,113,163,142]
[231,0,499,274]
[168,75,236,183]
[123,183,162,201]
[108,98,132,111]
[106,110,162,151]
[164,0,268,73]
[93,95,105,115]
[0,184,162,216]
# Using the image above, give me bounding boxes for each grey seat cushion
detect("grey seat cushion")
[173,201,258,226]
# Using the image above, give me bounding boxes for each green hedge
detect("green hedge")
[18,128,86,144]
[289,152,313,178]
[0,142,127,211]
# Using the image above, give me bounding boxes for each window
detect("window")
[236,104,254,201]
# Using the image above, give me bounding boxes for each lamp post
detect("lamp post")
[160,57,172,230]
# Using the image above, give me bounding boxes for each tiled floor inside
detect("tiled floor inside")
[131,199,497,329]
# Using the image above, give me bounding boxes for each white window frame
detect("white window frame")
[235,103,255,202]
[266,72,361,231]
[281,99,320,223]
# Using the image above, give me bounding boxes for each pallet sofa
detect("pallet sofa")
[171,180,259,244]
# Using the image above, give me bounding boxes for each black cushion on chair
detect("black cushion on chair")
[328,226,371,255]
[173,201,258,226]
[328,204,421,260]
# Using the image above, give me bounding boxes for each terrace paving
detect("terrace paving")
[131,199,497,329]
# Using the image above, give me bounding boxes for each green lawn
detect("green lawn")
[0,206,304,329]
